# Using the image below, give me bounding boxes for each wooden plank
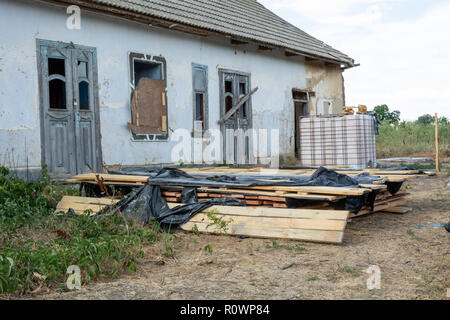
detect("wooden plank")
[233,185,369,196]
[167,204,349,220]
[72,173,149,183]
[56,202,107,213]
[189,213,347,231]
[181,222,344,244]
[435,113,441,172]
[199,187,343,201]
[258,196,286,203]
[354,198,410,216]
[245,200,262,206]
[218,87,259,124]
[359,184,387,190]
[161,191,181,197]
[59,196,119,205]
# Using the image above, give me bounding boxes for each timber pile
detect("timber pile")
[181,167,436,182]
[67,167,420,218]
[56,196,350,244]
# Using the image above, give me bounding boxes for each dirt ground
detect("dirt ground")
[28,175,450,300]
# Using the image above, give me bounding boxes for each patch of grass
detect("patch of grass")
[0,166,171,295]
[411,271,441,295]
[376,121,450,159]
[204,244,212,254]
[338,266,361,276]
[407,229,416,237]
[265,240,306,254]
[160,229,175,258]
[191,224,200,236]
[306,275,319,281]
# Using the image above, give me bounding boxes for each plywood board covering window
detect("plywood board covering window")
[128,53,168,138]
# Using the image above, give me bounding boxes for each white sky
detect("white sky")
[259,0,450,121]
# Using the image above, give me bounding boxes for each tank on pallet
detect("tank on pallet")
[298,115,377,169]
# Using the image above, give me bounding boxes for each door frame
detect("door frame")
[36,39,103,175]
[218,68,252,164]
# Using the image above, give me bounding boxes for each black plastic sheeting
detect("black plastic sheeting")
[379,166,425,174]
[109,167,382,188]
[100,184,245,225]
[101,167,386,224]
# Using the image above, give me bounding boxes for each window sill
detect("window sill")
[130,133,169,142]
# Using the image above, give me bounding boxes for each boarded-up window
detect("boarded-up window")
[128,53,168,138]
[192,64,208,131]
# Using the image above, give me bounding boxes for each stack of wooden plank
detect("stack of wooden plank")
[181,167,436,182]
[67,167,422,218]
[55,196,350,244]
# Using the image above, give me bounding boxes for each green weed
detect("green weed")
[205,209,232,234]
[0,167,171,295]
[265,240,306,254]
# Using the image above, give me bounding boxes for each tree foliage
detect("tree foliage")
[416,114,435,125]
[373,105,401,125]
[416,114,449,126]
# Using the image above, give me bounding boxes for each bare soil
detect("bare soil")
[27,175,450,300]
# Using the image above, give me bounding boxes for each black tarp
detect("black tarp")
[100,183,245,225]
[109,166,382,187]
[101,167,385,224]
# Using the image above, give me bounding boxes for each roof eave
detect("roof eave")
[38,0,355,66]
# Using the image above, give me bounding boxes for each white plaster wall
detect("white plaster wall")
[0,0,308,168]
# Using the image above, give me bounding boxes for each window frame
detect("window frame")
[192,63,209,133]
[128,52,168,142]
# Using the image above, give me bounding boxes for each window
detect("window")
[48,58,67,109]
[239,81,248,119]
[192,64,208,132]
[79,81,89,110]
[127,52,168,140]
[292,89,310,116]
[49,79,66,109]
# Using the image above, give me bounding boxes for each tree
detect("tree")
[438,116,449,125]
[416,114,434,126]
[373,105,401,125]
[416,114,449,126]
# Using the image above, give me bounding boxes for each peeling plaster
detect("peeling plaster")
[305,61,345,115]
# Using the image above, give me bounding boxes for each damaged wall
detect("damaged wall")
[0,0,348,171]
[305,60,345,116]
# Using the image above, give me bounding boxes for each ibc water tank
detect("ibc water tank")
[298,115,377,169]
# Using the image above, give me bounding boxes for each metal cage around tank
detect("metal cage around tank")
[298,115,377,169]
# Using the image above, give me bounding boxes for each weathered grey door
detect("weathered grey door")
[37,40,101,176]
[219,70,252,165]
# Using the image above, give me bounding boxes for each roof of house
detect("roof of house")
[58,0,356,67]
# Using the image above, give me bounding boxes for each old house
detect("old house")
[0,0,356,178]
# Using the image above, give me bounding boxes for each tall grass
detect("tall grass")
[0,167,173,295]
[376,121,450,159]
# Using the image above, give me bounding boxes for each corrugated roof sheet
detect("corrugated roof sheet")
[70,0,356,66]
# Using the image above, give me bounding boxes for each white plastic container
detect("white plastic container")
[298,115,377,169]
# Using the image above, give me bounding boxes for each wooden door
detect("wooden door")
[219,70,252,165]
[38,40,101,176]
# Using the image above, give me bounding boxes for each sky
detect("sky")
[259,0,450,121]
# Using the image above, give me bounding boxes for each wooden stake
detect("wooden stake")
[435,113,441,172]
